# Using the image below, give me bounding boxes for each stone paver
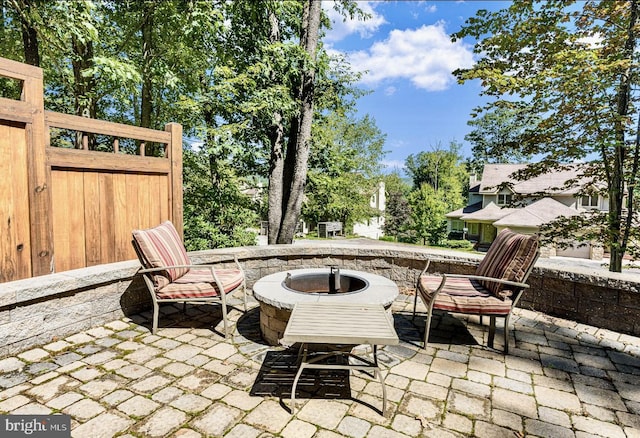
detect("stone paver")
[117,395,160,417]
[0,297,638,438]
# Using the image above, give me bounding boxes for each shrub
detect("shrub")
[442,239,474,250]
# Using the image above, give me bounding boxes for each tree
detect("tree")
[182,147,258,250]
[408,184,448,245]
[302,112,386,231]
[0,0,370,250]
[269,0,321,244]
[465,106,536,175]
[454,1,640,272]
[382,172,413,242]
[404,142,468,246]
[405,142,468,208]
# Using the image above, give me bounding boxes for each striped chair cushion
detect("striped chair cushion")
[156,268,244,300]
[475,229,539,299]
[419,275,513,315]
[132,221,191,289]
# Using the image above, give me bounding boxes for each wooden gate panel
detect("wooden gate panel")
[0,122,32,281]
[83,172,101,267]
[51,170,87,272]
[1,57,182,281]
[98,173,116,264]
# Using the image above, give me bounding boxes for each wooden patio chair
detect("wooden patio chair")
[413,228,539,354]
[132,221,247,337]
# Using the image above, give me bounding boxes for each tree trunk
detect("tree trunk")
[141,2,153,130]
[18,0,40,66]
[72,33,96,149]
[276,0,321,244]
[267,114,285,244]
[267,9,285,244]
[609,0,638,272]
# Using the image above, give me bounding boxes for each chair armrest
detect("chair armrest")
[138,264,196,274]
[138,265,196,274]
[445,274,529,289]
[138,255,243,275]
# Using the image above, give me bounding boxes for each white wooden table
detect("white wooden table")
[281,302,399,415]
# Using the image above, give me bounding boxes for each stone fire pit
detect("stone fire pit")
[252,268,399,345]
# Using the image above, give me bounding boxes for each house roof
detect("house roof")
[460,202,516,222]
[445,201,483,219]
[492,197,580,228]
[479,164,584,195]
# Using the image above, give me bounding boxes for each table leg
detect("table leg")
[291,343,309,414]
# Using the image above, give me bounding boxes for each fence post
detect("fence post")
[165,122,183,238]
[22,64,54,275]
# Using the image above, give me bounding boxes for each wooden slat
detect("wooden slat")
[0,97,34,123]
[67,171,86,270]
[159,176,169,223]
[99,173,116,264]
[45,111,171,144]
[149,175,161,225]
[125,174,140,260]
[24,73,53,276]
[166,123,183,238]
[83,172,101,266]
[0,123,32,282]
[0,56,42,81]
[47,147,171,174]
[113,173,130,262]
[138,174,152,230]
[51,171,69,272]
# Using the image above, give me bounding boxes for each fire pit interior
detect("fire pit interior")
[283,267,368,295]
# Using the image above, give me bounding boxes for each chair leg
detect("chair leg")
[488,316,496,349]
[503,313,512,355]
[152,301,160,335]
[242,282,248,313]
[412,291,418,321]
[221,296,229,338]
[423,305,434,349]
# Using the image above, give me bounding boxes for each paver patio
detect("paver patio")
[1,292,639,437]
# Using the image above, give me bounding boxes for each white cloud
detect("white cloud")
[576,33,603,49]
[384,86,397,96]
[345,21,474,91]
[425,4,437,13]
[323,1,387,42]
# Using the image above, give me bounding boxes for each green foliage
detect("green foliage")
[465,106,537,175]
[454,1,640,271]
[404,142,468,246]
[0,0,376,249]
[302,111,386,231]
[405,142,469,205]
[382,172,413,241]
[182,147,258,250]
[441,239,474,250]
[408,184,448,246]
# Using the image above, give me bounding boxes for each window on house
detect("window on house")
[581,195,598,208]
[468,223,479,235]
[497,194,512,205]
[451,220,464,231]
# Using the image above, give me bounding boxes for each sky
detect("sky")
[323,1,509,172]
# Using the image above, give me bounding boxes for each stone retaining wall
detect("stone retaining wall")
[1,242,638,355]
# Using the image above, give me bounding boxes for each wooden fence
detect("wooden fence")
[0,57,183,282]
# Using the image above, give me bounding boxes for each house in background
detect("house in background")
[446,164,605,259]
[353,181,386,239]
